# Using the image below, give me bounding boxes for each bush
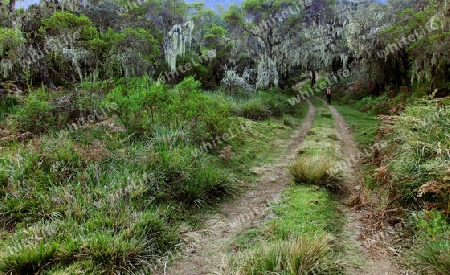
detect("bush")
[169,77,233,141]
[232,90,300,121]
[13,87,55,133]
[104,76,164,135]
[7,86,101,136]
[105,77,233,140]
[260,91,299,117]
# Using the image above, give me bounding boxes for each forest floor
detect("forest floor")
[159,98,403,275]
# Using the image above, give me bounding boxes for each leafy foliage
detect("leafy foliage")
[13,87,54,133]
[0,27,25,78]
[409,211,450,275]
[104,76,233,139]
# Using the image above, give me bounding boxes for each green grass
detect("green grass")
[332,102,379,146]
[269,186,344,238]
[228,184,345,275]
[233,235,331,275]
[404,211,450,275]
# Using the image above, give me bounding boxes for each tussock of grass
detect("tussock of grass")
[0,241,60,274]
[290,155,331,184]
[234,235,330,275]
[282,114,296,128]
[237,97,269,120]
[289,155,342,192]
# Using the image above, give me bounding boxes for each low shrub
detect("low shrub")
[260,91,299,117]
[104,76,233,140]
[13,88,55,133]
[409,211,450,274]
[104,76,165,135]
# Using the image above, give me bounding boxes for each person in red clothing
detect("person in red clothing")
[326,87,331,105]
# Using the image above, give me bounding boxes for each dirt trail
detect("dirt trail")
[326,101,403,275]
[160,99,316,275]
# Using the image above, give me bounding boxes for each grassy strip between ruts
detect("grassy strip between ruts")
[331,102,379,147]
[227,98,345,275]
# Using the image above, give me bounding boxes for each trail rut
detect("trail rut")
[327,102,403,275]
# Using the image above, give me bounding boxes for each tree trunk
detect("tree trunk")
[8,0,16,13]
[310,70,316,88]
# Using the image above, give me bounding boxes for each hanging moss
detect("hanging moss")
[164,21,194,72]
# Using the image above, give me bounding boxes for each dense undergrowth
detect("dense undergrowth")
[0,76,306,274]
[382,99,450,274]
[334,87,450,274]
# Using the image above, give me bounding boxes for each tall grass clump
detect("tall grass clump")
[414,240,450,275]
[289,155,342,192]
[234,235,331,275]
[236,97,269,120]
[147,144,237,206]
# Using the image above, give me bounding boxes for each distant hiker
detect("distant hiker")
[326,87,332,105]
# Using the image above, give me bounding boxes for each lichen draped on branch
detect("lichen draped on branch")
[164,21,194,72]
